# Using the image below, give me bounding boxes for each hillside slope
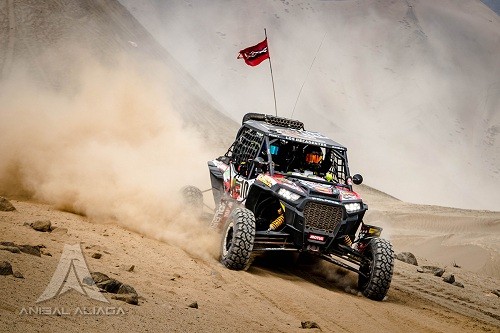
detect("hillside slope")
[120,0,500,211]
[0,0,238,149]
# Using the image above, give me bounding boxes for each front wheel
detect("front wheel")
[358,238,394,301]
[220,208,256,270]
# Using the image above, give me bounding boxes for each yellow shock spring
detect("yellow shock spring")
[344,235,352,246]
[269,214,285,231]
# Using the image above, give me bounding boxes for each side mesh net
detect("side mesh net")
[327,150,348,184]
[227,128,263,165]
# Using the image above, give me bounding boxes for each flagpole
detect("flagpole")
[265,28,278,116]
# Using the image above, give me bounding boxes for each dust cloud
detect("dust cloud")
[313,262,359,295]
[0,57,219,259]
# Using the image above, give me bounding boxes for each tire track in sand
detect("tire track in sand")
[392,272,500,326]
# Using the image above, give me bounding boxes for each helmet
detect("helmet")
[304,146,323,168]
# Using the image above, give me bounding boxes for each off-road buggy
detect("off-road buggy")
[206,113,394,301]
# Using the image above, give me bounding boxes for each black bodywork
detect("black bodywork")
[208,113,382,276]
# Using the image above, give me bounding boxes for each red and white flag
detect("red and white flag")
[237,38,270,66]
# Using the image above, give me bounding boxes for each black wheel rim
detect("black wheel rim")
[359,249,374,288]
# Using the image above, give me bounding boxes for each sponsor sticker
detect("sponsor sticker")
[257,174,276,187]
[308,234,325,242]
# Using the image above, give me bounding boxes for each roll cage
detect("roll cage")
[223,120,353,188]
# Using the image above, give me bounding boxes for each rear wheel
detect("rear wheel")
[358,238,394,301]
[181,185,203,214]
[220,208,256,270]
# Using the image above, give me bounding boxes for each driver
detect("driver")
[301,145,335,182]
[303,145,323,171]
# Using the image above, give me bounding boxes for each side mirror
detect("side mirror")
[352,174,363,185]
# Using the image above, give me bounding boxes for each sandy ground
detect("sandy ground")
[1,194,499,333]
[359,185,500,279]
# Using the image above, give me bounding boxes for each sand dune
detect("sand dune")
[0,1,499,332]
[121,0,500,211]
[358,185,500,279]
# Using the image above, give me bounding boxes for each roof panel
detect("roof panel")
[245,120,346,150]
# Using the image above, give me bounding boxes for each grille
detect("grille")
[303,201,343,233]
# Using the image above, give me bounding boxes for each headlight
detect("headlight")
[344,202,361,213]
[277,188,301,202]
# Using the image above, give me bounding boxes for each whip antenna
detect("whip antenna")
[291,32,327,118]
